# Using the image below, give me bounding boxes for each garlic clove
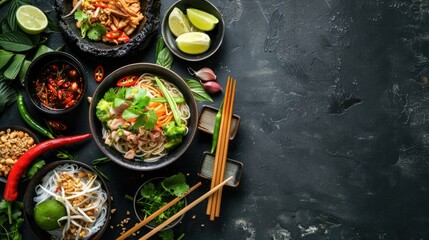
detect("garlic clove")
[202,81,223,94]
[188,67,217,82]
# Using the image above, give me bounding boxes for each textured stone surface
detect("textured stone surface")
[54,0,160,58]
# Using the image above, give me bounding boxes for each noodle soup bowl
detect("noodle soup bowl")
[23,160,112,240]
[89,63,198,171]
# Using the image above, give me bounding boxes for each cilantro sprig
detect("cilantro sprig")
[74,10,107,41]
[0,200,24,240]
[136,173,189,225]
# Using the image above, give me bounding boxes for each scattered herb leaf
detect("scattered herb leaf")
[156,47,173,69]
[56,150,78,161]
[0,31,34,52]
[93,165,109,181]
[0,199,24,240]
[4,53,25,80]
[155,36,165,60]
[91,156,110,165]
[0,50,14,69]
[185,79,213,102]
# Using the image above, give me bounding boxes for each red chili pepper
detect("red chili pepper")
[105,30,123,39]
[117,32,130,43]
[4,134,92,202]
[47,120,68,131]
[93,3,109,8]
[94,65,104,83]
[116,75,139,87]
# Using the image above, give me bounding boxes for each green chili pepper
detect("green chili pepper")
[210,101,223,154]
[17,92,55,139]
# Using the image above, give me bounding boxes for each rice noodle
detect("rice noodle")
[34,163,108,240]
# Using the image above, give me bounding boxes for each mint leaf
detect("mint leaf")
[0,31,34,52]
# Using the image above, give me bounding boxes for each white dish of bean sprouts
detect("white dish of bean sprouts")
[23,161,111,240]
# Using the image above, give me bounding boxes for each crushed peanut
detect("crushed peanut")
[0,128,36,177]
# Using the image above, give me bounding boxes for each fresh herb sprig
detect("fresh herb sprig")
[92,156,111,181]
[136,173,189,225]
[74,9,107,41]
[0,200,24,240]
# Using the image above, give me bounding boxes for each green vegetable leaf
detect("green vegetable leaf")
[0,31,34,52]
[113,97,127,108]
[122,108,139,120]
[0,200,24,240]
[4,54,25,80]
[145,109,157,130]
[155,36,165,61]
[0,80,17,113]
[156,47,173,69]
[185,79,213,102]
[7,0,19,31]
[45,11,60,33]
[19,60,31,86]
[103,88,117,102]
[1,18,12,33]
[0,49,14,69]
[80,22,90,38]
[26,159,45,179]
[87,23,107,41]
[74,9,88,21]
[33,44,53,60]
[159,229,174,240]
[162,173,189,197]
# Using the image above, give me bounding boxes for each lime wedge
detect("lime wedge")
[16,5,48,35]
[186,8,219,31]
[168,7,192,37]
[176,32,211,54]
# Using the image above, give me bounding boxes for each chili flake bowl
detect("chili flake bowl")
[0,125,39,183]
[24,51,87,115]
[55,0,160,58]
[23,160,112,240]
[89,63,198,171]
[161,0,225,61]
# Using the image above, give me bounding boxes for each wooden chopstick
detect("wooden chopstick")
[206,78,232,217]
[206,76,236,220]
[215,78,236,217]
[140,176,234,240]
[116,182,202,240]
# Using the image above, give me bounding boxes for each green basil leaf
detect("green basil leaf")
[0,31,34,52]
[4,54,25,80]
[156,47,173,69]
[155,36,165,60]
[0,50,14,69]
[19,60,31,85]
[185,79,213,102]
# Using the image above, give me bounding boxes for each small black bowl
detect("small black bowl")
[55,0,160,58]
[89,63,198,171]
[161,0,225,61]
[133,177,187,231]
[0,125,39,183]
[23,160,112,240]
[25,51,87,115]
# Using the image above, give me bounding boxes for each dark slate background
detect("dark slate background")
[2,0,429,239]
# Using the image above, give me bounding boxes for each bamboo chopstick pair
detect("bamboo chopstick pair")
[206,76,237,220]
[117,176,234,240]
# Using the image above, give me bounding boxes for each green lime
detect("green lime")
[34,199,66,231]
[176,32,211,54]
[186,8,219,31]
[16,5,48,35]
[168,7,192,37]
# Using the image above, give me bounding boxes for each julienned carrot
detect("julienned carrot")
[3,133,92,224]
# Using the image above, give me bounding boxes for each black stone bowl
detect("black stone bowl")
[133,177,187,231]
[23,160,112,240]
[55,0,160,58]
[0,125,39,183]
[25,51,87,115]
[89,63,198,171]
[161,0,225,61]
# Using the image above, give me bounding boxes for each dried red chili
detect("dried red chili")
[47,120,68,131]
[94,65,104,82]
[116,75,139,87]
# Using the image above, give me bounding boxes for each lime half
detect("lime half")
[176,32,211,54]
[168,7,192,37]
[186,8,219,31]
[16,5,48,35]
[34,199,66,231]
